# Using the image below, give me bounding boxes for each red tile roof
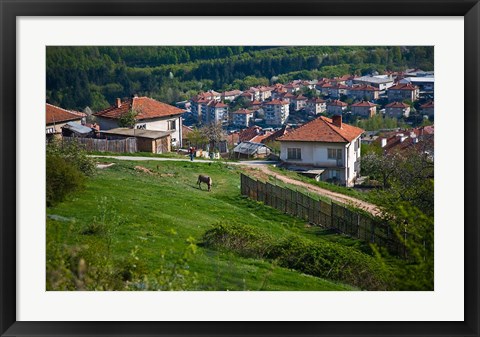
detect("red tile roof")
[250,132,273,143]
[232,109,253,115]
[349,84,379,91]
[46,103,85,125]
[239,126,263,142]
[351,101,376,107]
[389,83,418,91]
[283,93,296,98]
[420,101,434,109]
[328,100,348,107]
[93,97,184,120]
[262,126,292,144]
[277,116,364,143]
[385,102,409,108]
[207,100,228,108]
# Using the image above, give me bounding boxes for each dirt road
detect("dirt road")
[92,155,380,215]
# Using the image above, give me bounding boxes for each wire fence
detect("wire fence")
[240,173,406,256]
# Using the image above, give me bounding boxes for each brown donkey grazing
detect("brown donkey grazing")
[197,175,212,191]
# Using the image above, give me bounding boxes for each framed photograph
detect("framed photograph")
[1,0,478,336]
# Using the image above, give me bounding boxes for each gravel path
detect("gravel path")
[91,155,380,215]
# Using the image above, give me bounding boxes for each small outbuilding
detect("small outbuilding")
[100,128,173,154]
[233,141,271,159]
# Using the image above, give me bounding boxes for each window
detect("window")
[136,124,146,129]
[168,120,176,130]
[287,148,301,160]
[328,148,343,160]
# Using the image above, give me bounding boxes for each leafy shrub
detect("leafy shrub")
[46,154,85,206]
[47,139,96,176]
[202,222,273,258]
[203,223,393,290]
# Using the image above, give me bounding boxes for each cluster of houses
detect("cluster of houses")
[46,96,185,154]
[46,69,434,188]
[184,69,434,128]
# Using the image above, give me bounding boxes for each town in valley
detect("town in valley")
[46,46,434,291]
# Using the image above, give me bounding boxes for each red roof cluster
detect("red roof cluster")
[93,97,184,120]
[46,103,85,124]
[277,116,364,143]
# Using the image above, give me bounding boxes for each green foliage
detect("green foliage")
[203,222,393,290]
[46,197,199,291]
[355,114,406,131]
[47,46,434,110]
[46,154,85,207]
[47,139,96,176]
[118,109,138,128]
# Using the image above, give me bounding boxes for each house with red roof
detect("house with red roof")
[93,96,185,148]
[263,100,290,126]
[385,101,411,118]
[205,100,228,125]
[305,98,327,114]
[231,109,255,127]
[351,101,377,118]
[277,115,364,186]
[326,100,348,115]
[387,83,420,102]
[348,84,379,101]
[46,103,86,139]
[291,94,308,111]
[420,101,434,117]
[329,84,350,99]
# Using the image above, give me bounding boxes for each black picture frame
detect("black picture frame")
[1,1,478,336]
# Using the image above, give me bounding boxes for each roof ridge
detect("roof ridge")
[319,116,350,142]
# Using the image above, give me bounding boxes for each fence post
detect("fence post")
[357,213,360,238]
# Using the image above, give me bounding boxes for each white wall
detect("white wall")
[280,138,361,186]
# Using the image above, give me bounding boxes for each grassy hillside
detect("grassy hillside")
[47,159,393,291]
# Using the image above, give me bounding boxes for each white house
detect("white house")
[232,108,255,127]
[93,96,185,148]
[277,115,364,187]
[305,98,327,114]
[263,100,290,126]
[291,94,308,111]
[205,101,229,125]
[46,103,86,140]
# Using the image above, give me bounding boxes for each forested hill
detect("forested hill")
[46,46,433,111]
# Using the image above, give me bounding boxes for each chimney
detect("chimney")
[381,138,387,148]
[332,115,342,128]
[115,98,121,108]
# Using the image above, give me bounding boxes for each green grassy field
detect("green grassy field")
[47,159,392,291]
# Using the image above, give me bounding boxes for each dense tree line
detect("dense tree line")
[46,46,433,111]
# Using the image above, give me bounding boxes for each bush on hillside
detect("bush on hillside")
[202,222,393,290]
[47,139,96,176]
[46,154,86,207]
